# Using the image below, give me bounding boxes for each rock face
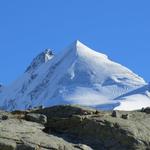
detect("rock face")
[33,105,150,150]
[0,105,150,150]
[0,109,92,150]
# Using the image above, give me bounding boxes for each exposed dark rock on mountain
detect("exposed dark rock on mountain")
[25,49,54,73]
[0,105,150,150]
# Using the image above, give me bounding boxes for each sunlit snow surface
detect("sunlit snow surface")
[0,40,148,111]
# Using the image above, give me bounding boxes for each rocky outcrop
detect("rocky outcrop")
[0,109,92,150]
[33,105,150,150]
[25,113,47,125]
[0,105,150,150]
[141,107,150,114]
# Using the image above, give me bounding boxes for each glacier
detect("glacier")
[0,40,149,111]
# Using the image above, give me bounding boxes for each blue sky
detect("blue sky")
[0,0,150,85]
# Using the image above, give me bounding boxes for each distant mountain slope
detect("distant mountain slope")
[0,84,4,93]
[0,40,147,110]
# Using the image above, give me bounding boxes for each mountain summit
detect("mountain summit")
[0,41,149,110]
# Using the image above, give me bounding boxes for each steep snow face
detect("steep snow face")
[0,41,147,110]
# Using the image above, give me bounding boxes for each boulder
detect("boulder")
[141,107,150,114]
[121,114,129,119]
[111,110,120,118]
[2,115,9,120]
[25,113,47,124]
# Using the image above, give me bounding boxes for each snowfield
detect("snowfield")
[0,40,149,111]
[115,84,150,110]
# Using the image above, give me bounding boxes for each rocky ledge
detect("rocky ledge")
[0,105,150,150]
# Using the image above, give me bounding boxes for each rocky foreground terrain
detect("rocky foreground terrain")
[0,105,150,150]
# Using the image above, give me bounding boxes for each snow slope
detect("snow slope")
[114,83,150,110]
[0,40,148,110]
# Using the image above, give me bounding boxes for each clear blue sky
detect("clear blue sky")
[0,0,150,85]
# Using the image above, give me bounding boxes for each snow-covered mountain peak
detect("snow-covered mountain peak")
[64,40,108,60]
[73,40,81,46]
[0,41,148,111]
[70,40,84,47]
[25,49,54,73]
